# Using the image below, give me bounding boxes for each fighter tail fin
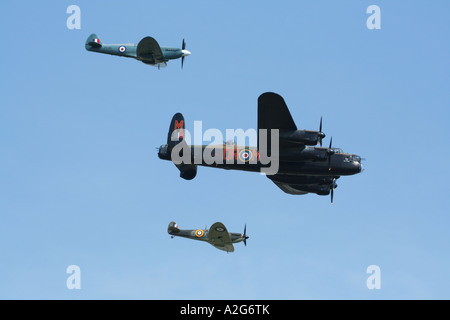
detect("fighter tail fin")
[85,33,102,50]
[168,221,180,235]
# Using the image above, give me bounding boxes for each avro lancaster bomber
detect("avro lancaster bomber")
[158,92,362,202]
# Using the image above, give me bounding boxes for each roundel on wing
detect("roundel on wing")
[195,229,204,237]
[215,227,225,232]
[238,149,253,162]
[119,46,126,53]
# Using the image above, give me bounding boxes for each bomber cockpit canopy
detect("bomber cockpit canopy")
[343,154,361,163]
[330,148,343,154]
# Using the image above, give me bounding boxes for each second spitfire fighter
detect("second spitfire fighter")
[168,222,249,253]
[85,33,191,68]
[158,92,363,202]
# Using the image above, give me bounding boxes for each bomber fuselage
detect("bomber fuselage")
[158,144,362,177]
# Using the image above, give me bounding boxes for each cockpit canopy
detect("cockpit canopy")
[330,148,343,154]
[343,154,361,163]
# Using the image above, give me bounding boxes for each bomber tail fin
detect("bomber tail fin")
[167,113,185,149]
[85,33,103,50]
[160,113,197,180]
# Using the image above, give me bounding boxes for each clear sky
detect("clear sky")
[1,0,449,299]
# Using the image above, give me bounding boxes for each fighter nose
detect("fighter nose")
[181,49,191,56]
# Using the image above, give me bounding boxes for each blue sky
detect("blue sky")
[1,0,449,299]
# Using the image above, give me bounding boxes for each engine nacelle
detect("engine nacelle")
[271,175,337,185]
[279,147,328,162]
[279,130,323,146]
[291,183,337,196]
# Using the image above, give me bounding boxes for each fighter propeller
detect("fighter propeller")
[181,38,191,69]
[243,224,249,246]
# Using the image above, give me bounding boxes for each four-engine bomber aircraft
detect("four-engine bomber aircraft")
[168,221,249,253]
[85,34,191,68]
[158,92,363,202]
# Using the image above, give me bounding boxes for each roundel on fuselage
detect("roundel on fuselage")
[195,229,204,237]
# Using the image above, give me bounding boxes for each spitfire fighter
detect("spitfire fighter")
[158,92,362,202]
[85,34,191,68]
[168,222,249,253]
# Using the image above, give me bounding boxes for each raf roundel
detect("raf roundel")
[195,229,204,237]
[239,149,253,162]
[118,46,126,53]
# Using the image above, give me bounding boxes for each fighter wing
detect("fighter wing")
[270,180,308,195]
[208,222,234,253]
[136,37,164,64]
[258,92,299,150]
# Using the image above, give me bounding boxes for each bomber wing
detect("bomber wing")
[136,36,165,64]
[258,92,300,150]
[208,222,234,253]
[258,92,297,132]
[270,180,309,195]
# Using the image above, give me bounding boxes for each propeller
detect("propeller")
[181,39,185,69]
[243,224,249,246]
[318,116,325,147]
[327,137,335,171]
[330,178,337,204]
[180,38,191,69]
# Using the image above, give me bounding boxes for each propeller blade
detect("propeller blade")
[243,224,248,246]
[328,137,333,171]
[181,38,187,69]
[319,117,323,147]
[331,186,334,204]
[331,178,336,204]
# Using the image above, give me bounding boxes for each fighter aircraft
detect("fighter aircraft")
[85,33,191,68]
[168,221,249,253]
[158,92,363,203]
